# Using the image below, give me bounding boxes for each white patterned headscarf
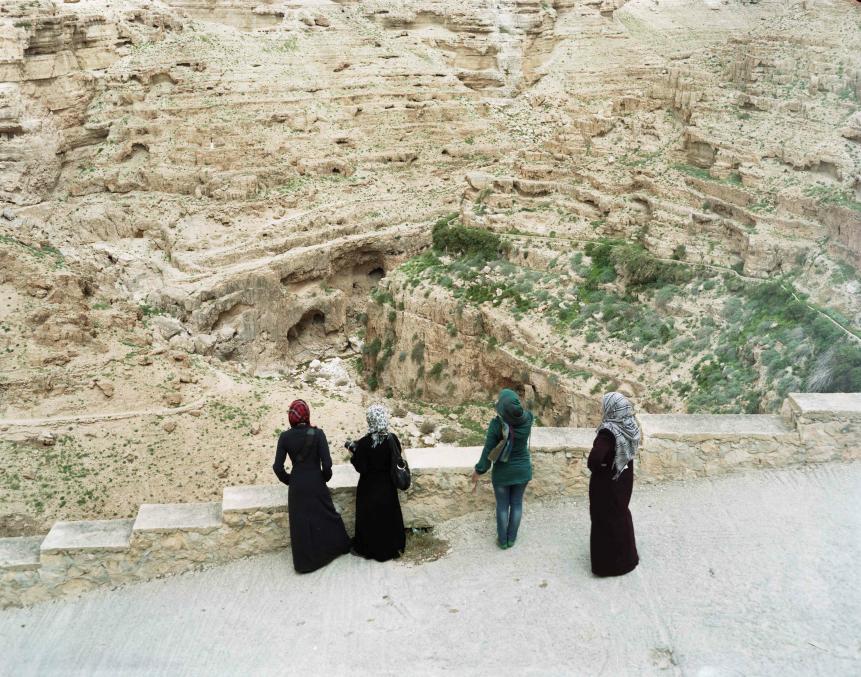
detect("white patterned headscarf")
[366,404,390,447]
[597,392,641,480]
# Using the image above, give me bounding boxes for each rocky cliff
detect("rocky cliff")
[0,0,859,533]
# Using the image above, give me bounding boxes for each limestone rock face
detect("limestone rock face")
[0,1,183,205]
[0,0,859,538]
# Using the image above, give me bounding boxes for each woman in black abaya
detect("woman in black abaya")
[348,404,406,562]
[273,399,350,573]
[587,392,640,577]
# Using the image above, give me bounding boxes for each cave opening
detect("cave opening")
[287,310,326,341]
[344,261,387,295]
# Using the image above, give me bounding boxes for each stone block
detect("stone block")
[133,502,222,534]
[531,427,594,451]
[1,569,48,608]
[222,485,288,515]
[152,315,184,340]
[787,392,861,417]
[641,413,794,440]
[328,464,360,490]
[0,536,42,571]
[407,446,478,471]
[40,519,134,554]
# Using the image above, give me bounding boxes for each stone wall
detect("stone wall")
[2,393,859,609]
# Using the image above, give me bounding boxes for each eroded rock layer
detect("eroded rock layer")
[0,0,859,530]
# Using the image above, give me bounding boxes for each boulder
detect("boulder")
[466,172,494,191]
[152,315,184,340]
[168,334,195,353]
[193,333,217,354]
[94,380,115,398]
[164,393,182,407]
[842,112,861,142]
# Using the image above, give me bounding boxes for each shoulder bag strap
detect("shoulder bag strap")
[296,427,317,463]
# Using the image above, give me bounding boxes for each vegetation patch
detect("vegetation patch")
[0,235,65,269]
[390,232,861,415]
[400,528,450,565]
[431,214,508,259]
[803,184,861,212]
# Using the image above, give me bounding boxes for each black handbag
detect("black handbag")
[387,434,411,491]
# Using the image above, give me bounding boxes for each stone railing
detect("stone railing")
[2,393,859,608]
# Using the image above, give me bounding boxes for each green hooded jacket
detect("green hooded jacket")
[474,389,534,486]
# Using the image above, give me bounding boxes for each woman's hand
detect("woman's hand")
[470,470,480,493]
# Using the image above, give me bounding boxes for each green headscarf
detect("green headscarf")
[495,388,532,428]
[494,389,532,463]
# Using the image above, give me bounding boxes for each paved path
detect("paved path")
[1,463,859,676]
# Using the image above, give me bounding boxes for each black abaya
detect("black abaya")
[273,426,350,573]
[587,429,639,577]
[350,433,406,562]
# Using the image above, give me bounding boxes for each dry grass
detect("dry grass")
[399,528,450,565]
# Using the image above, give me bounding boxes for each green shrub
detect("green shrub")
[429,361,445,380]
[654,285,679,309]
[363,337,382,358]
[807,344,861,392]
[610,243,691,287]
[582,240,619,288]
[371,288,394,305]
[432,215,507,259]
[439,427,459,444]
[411,340,425,364]
[673,163,713,181]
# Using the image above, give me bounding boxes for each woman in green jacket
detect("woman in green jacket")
[471,389,534,549]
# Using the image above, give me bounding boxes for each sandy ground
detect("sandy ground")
[0,357,486,536]
[1,462,859,676]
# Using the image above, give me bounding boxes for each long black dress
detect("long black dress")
[273,425,350,573]
[587,429,639,577]
[350,433,406,562]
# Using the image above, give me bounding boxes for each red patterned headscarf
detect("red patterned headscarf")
[288,399,311,427]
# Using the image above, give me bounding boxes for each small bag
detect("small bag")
[388,435,411,491]
[387,434,411,491]
[487,420,511,463]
